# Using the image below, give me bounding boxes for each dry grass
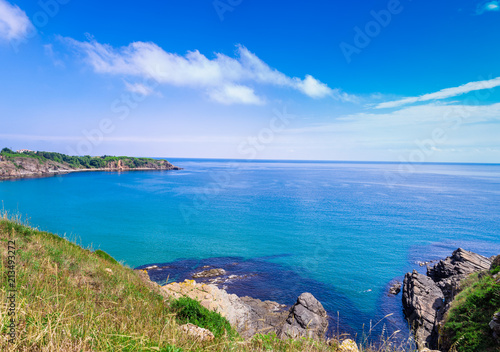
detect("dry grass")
[0,214,414,351]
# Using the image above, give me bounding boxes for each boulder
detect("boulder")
[388,281,402,295]
[278,292,328,340]
[490,312,500,343]
[402,270,445,349]
[179,323,214,341]
[192,268,226,278]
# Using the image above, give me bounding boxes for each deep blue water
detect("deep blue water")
[1,159,499,340]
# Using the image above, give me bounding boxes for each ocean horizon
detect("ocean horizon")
[1,158,499,339]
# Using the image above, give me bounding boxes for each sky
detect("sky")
[0,0,499,162]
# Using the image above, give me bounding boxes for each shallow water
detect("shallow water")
[1,159,499,339]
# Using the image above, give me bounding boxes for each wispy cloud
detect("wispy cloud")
[62,37,355,105]
[0,0,32,41]
[375,76,500,109]
[476,1,500,14]
[124,82,155,96]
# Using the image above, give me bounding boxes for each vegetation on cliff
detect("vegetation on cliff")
[441,258,500,352]
[0,148,173,170]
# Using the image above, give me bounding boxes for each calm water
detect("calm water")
[1,159,500,339]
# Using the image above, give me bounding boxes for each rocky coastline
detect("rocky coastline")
[139,249,500,351]
[0,154,181,180]
[401,248,499,351]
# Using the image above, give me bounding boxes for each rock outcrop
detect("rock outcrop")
[427,248,492,303]
[403,248,493,350]
[388,281,402,295]
[490,312,500,343]
[179,323,215,341]
[403,270,445,349]
[160,280,328,340]
[278,292,329,340]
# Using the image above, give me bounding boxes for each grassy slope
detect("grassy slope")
[0,217,355,352]
[441,261,500,352]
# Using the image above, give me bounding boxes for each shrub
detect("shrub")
[170,297,235,338]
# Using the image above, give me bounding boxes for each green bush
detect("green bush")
[171,297,235,338]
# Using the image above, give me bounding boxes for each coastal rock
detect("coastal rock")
[427,248,491,281]
[192,268,226,278]
[402,270,445,349]
[490,312,500,343]
[179,323,214,341]
[278,292,328,340]
[388,281,402,295]
[427,248,492,303]
[490,255,500,271]
[161,279,288,338]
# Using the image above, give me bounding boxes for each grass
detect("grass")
[0,213,418,351]
[441,260,500,352]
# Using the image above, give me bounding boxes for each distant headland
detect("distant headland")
[0,148,182,180]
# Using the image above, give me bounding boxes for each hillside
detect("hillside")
[0,148,181,180]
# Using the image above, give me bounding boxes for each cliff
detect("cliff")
[0,148,181,180]
[402,248,500,352]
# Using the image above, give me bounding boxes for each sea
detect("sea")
[1,159,499,343]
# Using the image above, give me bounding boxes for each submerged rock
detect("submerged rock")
[278,292,328,340]
[402,270,445,349]
[192,268,226,278]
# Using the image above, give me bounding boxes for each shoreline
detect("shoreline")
[0,166,183,181]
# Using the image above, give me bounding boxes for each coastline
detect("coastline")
[0,166,183,181]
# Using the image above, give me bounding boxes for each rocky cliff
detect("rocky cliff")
[402,248,493,351]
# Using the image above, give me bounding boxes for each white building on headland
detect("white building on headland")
[16,149,35,153]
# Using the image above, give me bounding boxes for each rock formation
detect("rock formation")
[490,312,500,343]
[427,248,492,303]
[277,292,329,340]
[403,270,445,349]
[159,280,328,340]
[402,248,493,350]
[388,281,402,295]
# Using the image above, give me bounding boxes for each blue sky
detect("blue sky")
[0,0,499,162]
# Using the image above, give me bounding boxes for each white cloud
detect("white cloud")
[207,84,265,105]
[63,37,353,105]
[124,82,154,96]
[0,0,32,41]
[477,1,500,14]
[376,76,500,109]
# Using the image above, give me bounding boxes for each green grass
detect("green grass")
[441,265,500,352]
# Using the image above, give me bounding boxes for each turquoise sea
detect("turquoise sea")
[1,159,500,338]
